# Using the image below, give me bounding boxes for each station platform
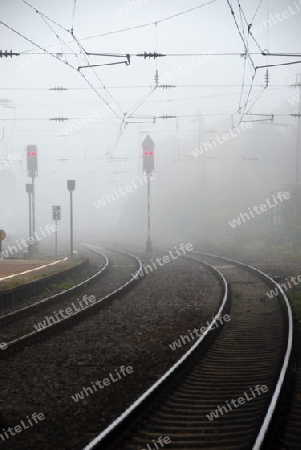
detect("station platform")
[0,257,72,289]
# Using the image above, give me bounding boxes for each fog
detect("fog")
[1,0,300,256]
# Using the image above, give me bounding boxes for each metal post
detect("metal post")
[70,190,73,257]
[55,219,58,258]
[26,183,33,258]
[146,174,152,252]
[28,190,32,258]
[196,115,206,237]
[31,175,36,254]
[28,191,32,239]
[67,180,75,258]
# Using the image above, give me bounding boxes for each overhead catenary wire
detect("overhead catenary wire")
[69,32,124,117]
[21,0,82,68]
[2,0,299,156]
[0,20,124,120]
[70,0,218,43]
[0,84,290,91]
[226,0,255,71]
[236,2,265,54]
[21,0,125,119]
[19,0,218,55]
[226,1,259,122]
[71,0,77,34]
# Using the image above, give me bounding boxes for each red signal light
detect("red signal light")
[149,151,153,155]
[27,152,31,156]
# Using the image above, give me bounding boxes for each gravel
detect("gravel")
[0,249,221,450]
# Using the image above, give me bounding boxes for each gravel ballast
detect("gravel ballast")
[0,249,222,450]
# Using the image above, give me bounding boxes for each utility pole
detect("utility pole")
[52,206,61,258]
[142,135,155,252]
[295,74,301,185]
[26,145,38,256]
[67,181,76,257]
[198,115,206,234]
[193,112,206,239]
[26,184,33,258]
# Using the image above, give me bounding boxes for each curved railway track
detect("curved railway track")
[0,244,143,359]
[0,250,109,327]
[82,250,293,450]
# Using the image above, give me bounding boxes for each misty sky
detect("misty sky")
[0,0,300,247]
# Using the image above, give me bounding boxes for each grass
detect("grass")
[0,258,84,292]
[289,289,301,321]
[1,278,28,290]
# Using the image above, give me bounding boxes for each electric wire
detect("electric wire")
[21,0,124,118]
[71,0,77,34]
[0,20,123,120]
[226,0,255,71]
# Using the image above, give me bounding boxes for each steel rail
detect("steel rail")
[0,245,143,357]
[191,251,293,450]
[82,257,229,449]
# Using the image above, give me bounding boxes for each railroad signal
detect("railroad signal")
[26,145,38,177]
[142,135,155,174]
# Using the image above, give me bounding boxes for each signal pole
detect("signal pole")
[26,145,38,256]
[26,184,33,258]
[146,176,151,252]
[67,181,76,257]
[32,175,36,252]
[142,135,155,252]
[52,206,61,258]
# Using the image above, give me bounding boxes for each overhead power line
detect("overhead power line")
[0,19,123,120]
[17,51,301,57]
[19,0,218,57]
[0,84,289,91]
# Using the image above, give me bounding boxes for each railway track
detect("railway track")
[0,245,143,359]
[82,251,293,450]
[0,250,109,326]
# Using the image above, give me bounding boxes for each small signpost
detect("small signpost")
[0,229,6,255]
[52,206,61,257]
[67,180,76,257]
